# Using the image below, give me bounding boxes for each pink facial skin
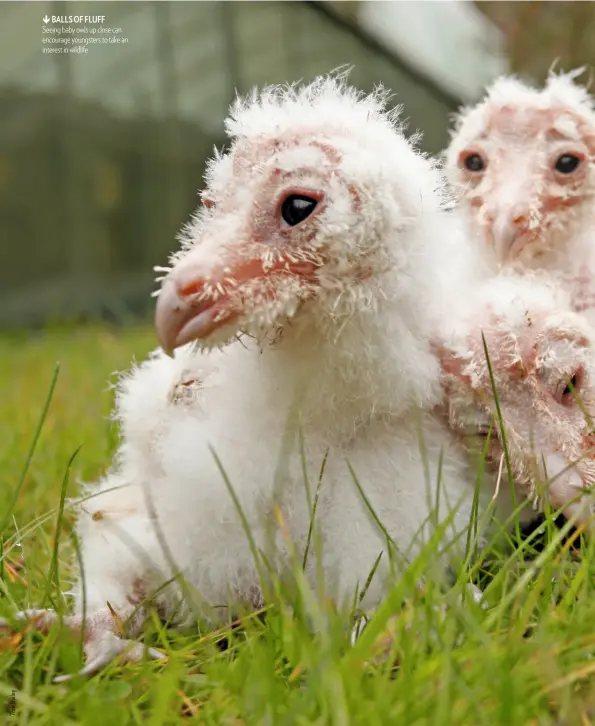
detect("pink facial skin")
[445,73,595,277]
[436,295,595,532]
[155,126,386,356]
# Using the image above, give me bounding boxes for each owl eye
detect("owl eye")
[557,367,584,406]
[554,153,582,175]
[281,195,318,226]
[278,191,324,228]
[460,150,486,173]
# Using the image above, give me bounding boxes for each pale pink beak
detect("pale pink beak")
[491,206,531,263]
[155,249,319,356]
[155,269,236,357]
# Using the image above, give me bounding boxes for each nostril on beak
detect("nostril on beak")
[491,208,530,262]
[510,204,531,231]
[173,264,212,299]
[178,280,203,298]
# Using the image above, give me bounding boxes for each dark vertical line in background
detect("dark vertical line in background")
[306,0,460,110]
[132,82,152,272]
[132,2,156,274]
[154,2,178,118]
[152,3,183,272]
[221,0,242,103]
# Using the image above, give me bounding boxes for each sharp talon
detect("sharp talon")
[53,654,113,683]
[148,647,168,661]
[116,640,167,665]
[53,672,80,684]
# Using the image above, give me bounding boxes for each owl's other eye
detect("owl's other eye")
[554,153,582,175]
[460,151,486,173]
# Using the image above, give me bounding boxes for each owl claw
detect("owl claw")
[52,635,167,682]
[1,606,163,681]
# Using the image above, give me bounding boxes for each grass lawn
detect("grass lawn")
[0,325,594,725]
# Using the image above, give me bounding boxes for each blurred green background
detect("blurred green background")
[0,1,593,330]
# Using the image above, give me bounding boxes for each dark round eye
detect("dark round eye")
[554,153,581,174]
[462,153,485,173]
[280,194,318,227]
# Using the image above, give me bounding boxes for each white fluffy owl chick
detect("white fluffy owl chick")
[3,76,484,681]
[444,69,595,317]
[436,273,595,530]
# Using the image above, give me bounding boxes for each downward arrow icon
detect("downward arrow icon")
[42,15,50,23]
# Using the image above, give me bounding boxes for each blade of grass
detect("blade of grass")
[42,445,82,608]
[68,530,86,665]
[0,362,60,535]
[139,481,203,623]
[302,448,328,571]
[209,445,267,599]
[358,550,383,605]
[485,514,577,628]
[481,333,520,544]
[463,421,495,566]
[345,459,398,555]
[297,411,312,511]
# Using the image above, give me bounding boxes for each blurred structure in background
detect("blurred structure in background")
[0,1,512,327]
[480,2,595,81]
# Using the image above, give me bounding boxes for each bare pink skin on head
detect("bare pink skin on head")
[445,72,595,290]
[437,301,595,530]
[155,129,376,355]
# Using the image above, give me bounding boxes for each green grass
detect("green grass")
[1,325,595,725]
